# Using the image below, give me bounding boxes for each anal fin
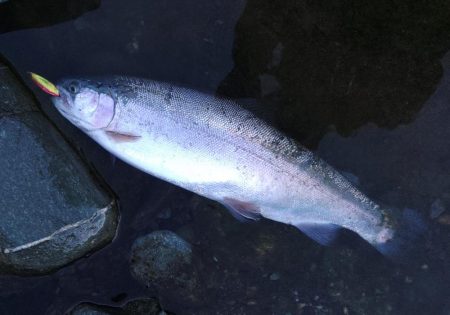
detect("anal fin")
[221,197,261,222]
[295,222,341,246]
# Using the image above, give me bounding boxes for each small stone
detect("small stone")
[130,231,203,308]
[269,272,281,280]
[430,199,446,219]
[437,214,450,225]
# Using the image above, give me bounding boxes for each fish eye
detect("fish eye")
[68,82,79,94]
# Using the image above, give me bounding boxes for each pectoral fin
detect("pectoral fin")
[221,197,261,221]
[295,222,341,246]
[105,131,141,143]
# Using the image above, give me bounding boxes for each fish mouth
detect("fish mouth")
[53,86,82,121]
[52,86,71,112]
[55,86,71,107]
[52,86,85,126]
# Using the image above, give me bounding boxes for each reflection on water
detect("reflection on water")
[0,0,450,314]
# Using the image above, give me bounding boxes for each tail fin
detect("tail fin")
[374,208,428,263]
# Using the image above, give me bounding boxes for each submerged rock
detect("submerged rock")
[130,230,203,308]
[69,298,167,315]
[0,58,118,274]
[218,0,450,148]
[0,0,100,34]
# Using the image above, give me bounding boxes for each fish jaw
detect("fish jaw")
[52,86,73,117]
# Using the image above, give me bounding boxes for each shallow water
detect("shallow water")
[1,0,450,314]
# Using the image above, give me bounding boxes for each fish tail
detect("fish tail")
[373,208,428,263]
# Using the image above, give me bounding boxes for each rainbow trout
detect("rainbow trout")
[51,76,423,259]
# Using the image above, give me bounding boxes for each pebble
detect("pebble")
[270,272,281,280]
[430,199,446,219]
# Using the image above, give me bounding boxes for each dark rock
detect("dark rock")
[0,0,100,34]
[0,57,118,275]
[130,230,204,308]
[69,298,167,315]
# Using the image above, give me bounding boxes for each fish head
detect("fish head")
[52,79,115,131]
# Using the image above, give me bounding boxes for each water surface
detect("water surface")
[1,0,449,314]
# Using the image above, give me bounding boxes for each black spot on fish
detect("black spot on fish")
[164,86,174,104]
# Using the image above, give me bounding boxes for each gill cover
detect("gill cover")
[55,80,116,131]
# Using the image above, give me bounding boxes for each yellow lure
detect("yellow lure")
[30,72,60,97]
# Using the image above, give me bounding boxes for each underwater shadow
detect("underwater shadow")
[218,0,450,148]
[0,0,101,34]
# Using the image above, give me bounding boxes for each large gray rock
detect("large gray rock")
[0,60,118,274]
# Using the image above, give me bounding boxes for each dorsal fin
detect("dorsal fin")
[221,197,261,221]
